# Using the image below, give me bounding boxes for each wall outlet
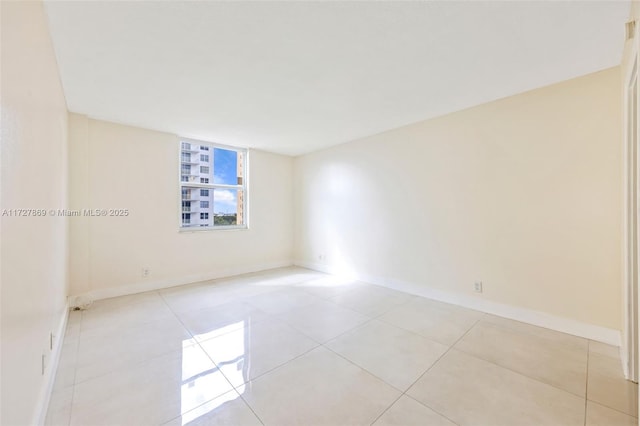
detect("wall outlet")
[474,281,483,293]
[142,267,150,278]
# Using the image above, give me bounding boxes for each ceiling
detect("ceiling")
[44,1,630,156]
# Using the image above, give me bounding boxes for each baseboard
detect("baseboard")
[295,260,621,346]
[33,302,69,426]
[69,260,294,305]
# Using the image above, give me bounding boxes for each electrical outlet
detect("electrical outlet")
[474,281,483,293]
[142,267,150,278]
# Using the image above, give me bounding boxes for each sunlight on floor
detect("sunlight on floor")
[181,321,246,425]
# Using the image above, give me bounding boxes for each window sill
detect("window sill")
[179,225,248,233]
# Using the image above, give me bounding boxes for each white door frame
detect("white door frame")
[622,19,639,383]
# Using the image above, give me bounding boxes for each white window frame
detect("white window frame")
[179,138,248,231]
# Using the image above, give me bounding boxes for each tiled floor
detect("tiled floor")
[46,267,638,426]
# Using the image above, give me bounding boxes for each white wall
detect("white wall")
[1,2,70,424]
[294,67,622,333]
[68,115,294,299]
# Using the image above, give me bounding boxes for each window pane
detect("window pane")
[181,186,212,227]
[179,141,246,229]
[213,148,243,185]
[213,188,244,226]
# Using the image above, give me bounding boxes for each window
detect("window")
[180,139,247,229]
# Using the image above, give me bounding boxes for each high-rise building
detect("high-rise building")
[180,142,213,227]
[180,141,244,227]
[237,151,244,226]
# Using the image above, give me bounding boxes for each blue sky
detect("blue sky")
[213,148,238,214]
[213,148,237,185]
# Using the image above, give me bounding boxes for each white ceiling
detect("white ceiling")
[44,1,630,156]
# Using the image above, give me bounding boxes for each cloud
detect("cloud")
[214,189,237,214]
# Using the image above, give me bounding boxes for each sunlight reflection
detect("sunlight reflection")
[194,321,244,343]
[181,321,247,425]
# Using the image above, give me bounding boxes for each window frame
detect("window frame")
[178,138,248,231]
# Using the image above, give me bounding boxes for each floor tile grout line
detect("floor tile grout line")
[232,342,328,426]
[320,344,406,394]
[66,310,84,426]
[213,311,385,424]
[271,301,377,344]
[365,296,420,321]
[318,343,459,426]
[56,270,631,426]
[339,310,466,350]
[368,393,405,426]
[236,394,266,426]
[475,318,591,352]
[584,340,590,426]
[401,394,462,426]
[155,290,256,424]
[310,343,419,426]
[315,316,377,346]
[156,284,350,426]
[585,397,639,419]
[152,273,315,426]
[373,306,485,345]
[450,345,589,401]
[69,338,199,388]
[50,309,89,425]
[55,271,347,426]
[391,316,486,423]
[369,316,486,426]
[232,341,323,390]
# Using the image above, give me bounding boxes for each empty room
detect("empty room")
[2,0,640,425]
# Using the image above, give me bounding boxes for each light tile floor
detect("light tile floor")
[46,267,638,426]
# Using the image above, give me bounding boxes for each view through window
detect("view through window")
[180,140,246,228]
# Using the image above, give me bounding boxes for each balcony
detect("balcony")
[181,175,200,183]
[180,144,200,153]
[181,156,200,165]
[181,193,198,201]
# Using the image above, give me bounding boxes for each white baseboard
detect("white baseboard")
[295,260,621,346]
[69,260,293,305]
[33,302,69,426]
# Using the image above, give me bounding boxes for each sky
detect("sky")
[213,148,237,185]
[213,148,239,214]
